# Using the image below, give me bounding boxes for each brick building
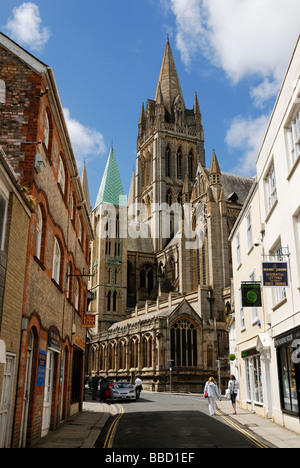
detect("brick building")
[0,147,34,448]
[0,33,93,447]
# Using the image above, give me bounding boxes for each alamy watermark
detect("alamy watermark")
[96,198,206,250]
[292,339,300,364]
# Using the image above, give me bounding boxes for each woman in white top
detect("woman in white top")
[228,375,239,415]
[204,377,220,416]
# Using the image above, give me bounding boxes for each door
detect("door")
[0,354,15,448]
[41,350,54,437]
[20,331,34,447]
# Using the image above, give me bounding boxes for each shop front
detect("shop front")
[275,327,300,418]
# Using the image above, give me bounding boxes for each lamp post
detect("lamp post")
[169,360,174,393]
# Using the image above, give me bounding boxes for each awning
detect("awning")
[256,333,271,352]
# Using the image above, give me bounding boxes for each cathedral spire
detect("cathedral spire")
[154,38,185,115]
[94,146,127,210]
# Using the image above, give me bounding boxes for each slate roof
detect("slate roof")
[94,147,127,210]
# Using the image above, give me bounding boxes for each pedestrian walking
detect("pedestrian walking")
[204,377,220,416]
[228,374,239,415]
[135,376,143,399]
[100,375,108,402]
[91,371,99,401]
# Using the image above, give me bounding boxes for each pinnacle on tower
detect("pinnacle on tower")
[154,38,185,115]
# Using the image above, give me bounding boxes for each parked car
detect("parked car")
[110,382,136,401]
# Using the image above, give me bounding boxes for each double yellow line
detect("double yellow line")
[216,409,269,449]
[103,404,124,448]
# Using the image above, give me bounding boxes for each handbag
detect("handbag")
[205,383,209,399]
[225,388,231,400]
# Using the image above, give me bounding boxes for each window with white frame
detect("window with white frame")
[0,191,8,251]
[271,245,287,305]
[58,156,66,194]
[244,354,264,404]
[78,216,82,244]
[265,163,277,212]
[236,232,241,267]
[0,80,6,104]
[246,210,253,251]
[74,279,80,311]
[52,238,61,285]
[35,205,43,259]
[44,112,50,149]
[286,103,300,167]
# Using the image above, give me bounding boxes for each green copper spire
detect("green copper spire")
[94,147,127,210]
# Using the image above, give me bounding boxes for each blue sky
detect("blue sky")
[1,0,300,208]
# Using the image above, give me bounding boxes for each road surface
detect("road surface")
[96,391,271,449]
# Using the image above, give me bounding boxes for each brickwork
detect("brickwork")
[0,34,93,447]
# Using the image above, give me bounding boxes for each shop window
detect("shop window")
[244,354,264,405]
[278,344,299,413]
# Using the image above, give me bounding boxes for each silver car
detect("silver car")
[110,382,136,401]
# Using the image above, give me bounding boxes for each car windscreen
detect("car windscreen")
[114,383,133,389]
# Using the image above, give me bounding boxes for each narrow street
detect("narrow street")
[95,392,271,449]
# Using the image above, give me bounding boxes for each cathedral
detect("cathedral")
[87,39,253,392]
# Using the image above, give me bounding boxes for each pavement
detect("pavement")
[32,391,117,449]
[216,399,300,449]
[32,389,300,449]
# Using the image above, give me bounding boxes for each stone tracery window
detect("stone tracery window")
[171,319,198,367]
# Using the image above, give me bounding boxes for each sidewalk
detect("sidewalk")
[216,399,300,449]
[32,393,117,449]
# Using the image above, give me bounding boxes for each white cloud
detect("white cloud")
[250,78,281,109]
[225,114,270,175]
[63,108,106,169]
[5,2,50,51]
[168,0,300,104]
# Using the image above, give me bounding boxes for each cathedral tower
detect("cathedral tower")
[90,147,128,333]
[135,38,205,252]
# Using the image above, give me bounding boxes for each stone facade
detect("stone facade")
[87,40,254,393]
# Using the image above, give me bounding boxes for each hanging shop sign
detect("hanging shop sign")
[82,314,96,328]
[262,262,289,287]
[241,282,262,308]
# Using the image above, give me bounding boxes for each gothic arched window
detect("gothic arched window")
[165,146,171,177]
[188,151,194,180]
[177,148,183,179]
[171,319,198,367]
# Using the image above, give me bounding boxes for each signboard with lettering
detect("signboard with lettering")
[241,282,262,308]
[82,314,96,328]
[37,350,46,387]
[48,328,61,353]
[262,262,289,287]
